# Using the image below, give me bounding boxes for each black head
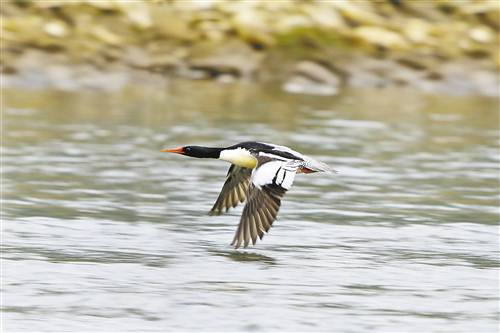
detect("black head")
[161,145,222,158]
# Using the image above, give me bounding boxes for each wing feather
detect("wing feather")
[231,158,299,248]
[209,165,252,216]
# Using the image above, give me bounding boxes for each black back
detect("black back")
[227,141,275,151]
[228,141,303,161]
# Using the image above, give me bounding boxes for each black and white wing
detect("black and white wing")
[262,142,333,173]
[231,158,300,248]
[209,165,252,215]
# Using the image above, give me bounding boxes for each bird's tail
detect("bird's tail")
[304,158,337,174]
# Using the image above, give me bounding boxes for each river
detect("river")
[2,81,499,332]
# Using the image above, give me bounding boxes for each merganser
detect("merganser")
[161,141,332,248]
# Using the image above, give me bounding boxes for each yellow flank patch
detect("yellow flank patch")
[235,155,257,168]
[220,149,258,169]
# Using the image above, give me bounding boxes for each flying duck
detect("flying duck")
[161,141,332,248]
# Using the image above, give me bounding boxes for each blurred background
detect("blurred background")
[2,1,499,332]
[2,0,499,94]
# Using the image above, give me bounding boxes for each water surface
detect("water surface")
[2,82,499,332]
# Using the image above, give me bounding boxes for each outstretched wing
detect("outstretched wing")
[209,165,252,216]
[231,158,300,248]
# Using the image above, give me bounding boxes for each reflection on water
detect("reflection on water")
[2,81,499,332]
[215,250,278,265]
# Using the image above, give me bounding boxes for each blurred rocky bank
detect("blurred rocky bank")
[2,0,499,96]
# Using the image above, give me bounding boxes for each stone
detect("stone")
[43,21,69,38]
[282,75,338,95]
[469,26,494,44]
[90,26,122,45]
[330,1,383,26]
[188,40,263,79]
[273,15,313,33]
[151,9,196,41]
[293,61,340,86]
[232,9,275,47]
[301,4,346,30]
[353,26,409,50]
[282,61,341,96]
[403,19,431,44]
[115,2,153,30]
